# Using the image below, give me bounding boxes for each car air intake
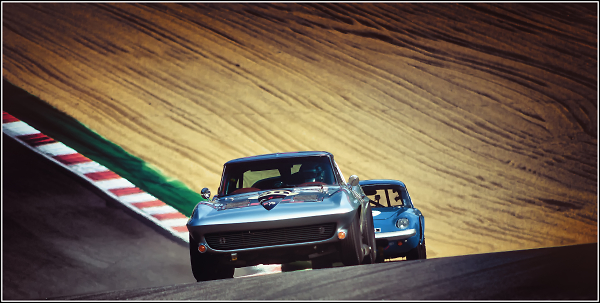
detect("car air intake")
[205,223,336,250]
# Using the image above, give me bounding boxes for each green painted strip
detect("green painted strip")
[3,78,206,216]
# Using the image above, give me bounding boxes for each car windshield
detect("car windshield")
[361,185,409,208]
[220,156,337,196]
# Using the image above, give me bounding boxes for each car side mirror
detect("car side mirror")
[348,175,359,187]
[201,188,211,200]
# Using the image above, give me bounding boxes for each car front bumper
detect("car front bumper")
[376,228,420,258]
[188,207,356,254]
[375,228,416,241]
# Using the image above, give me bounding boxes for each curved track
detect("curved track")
[2,134,259,299]
[59,244,598,300]
[2,134,193,299]
[2,134,597,300]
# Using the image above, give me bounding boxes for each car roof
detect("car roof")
[225,151,333,165]
[359,179,406,188]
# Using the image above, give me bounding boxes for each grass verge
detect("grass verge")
[2,78,204,216]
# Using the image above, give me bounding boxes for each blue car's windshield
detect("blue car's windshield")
[220,156,336,196]
[361,185,409,208]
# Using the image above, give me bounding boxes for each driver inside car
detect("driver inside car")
[299,162,324,183]
[293,162,335,185]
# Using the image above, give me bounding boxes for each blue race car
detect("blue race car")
[359,179,426,262]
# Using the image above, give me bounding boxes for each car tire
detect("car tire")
[420,238,427,259]
[340,213,363,266]
[405,244,421,260]
[189,236,234,281]
[362,205,377,264]
[341,215,363,266]
[405,232,426,261]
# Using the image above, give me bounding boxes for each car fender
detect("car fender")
[419,214,425,242]
[187,202,221,230]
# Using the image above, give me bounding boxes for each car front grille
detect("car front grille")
[205,223,336,250]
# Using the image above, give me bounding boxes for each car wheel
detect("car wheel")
[189,236,234,281]
[362,205,377,264]
[405,244,421,260]
[340,213,363,266]
[420,238,427,259]
[311,256,333,269]
[216,266,235,279]
[405,235,426,261]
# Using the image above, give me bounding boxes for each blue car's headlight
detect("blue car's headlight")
[396,218,409,229]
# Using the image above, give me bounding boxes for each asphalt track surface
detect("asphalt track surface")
[2,134,257,300]
[60,244,597,300]
[3,133,598,300]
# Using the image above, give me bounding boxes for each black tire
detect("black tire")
[420,238,427,259]
[405,233,426,261]
[189,236,234,281]
[311,256,333,269]
[405,244,420,260]
[340,213,363,266]
[362,206,377,264]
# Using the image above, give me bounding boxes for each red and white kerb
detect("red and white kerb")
[2,112,189,241]
[2,111,283,277]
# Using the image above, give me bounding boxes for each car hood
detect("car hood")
[371,207,411,220]
[188,186,354,226]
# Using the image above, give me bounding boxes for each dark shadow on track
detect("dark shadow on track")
[2,134,196,300]
[57,242,597,300]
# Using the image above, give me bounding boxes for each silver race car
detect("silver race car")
[186,151,376,281]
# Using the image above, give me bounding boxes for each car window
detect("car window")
[243,169,280,189]
[241,164,302,189]
[363,186,406,207]
[221,157,335,196]
[393,188,408,207]
[291,164,301,174]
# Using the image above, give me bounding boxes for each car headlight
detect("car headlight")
[396,218,409,229]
